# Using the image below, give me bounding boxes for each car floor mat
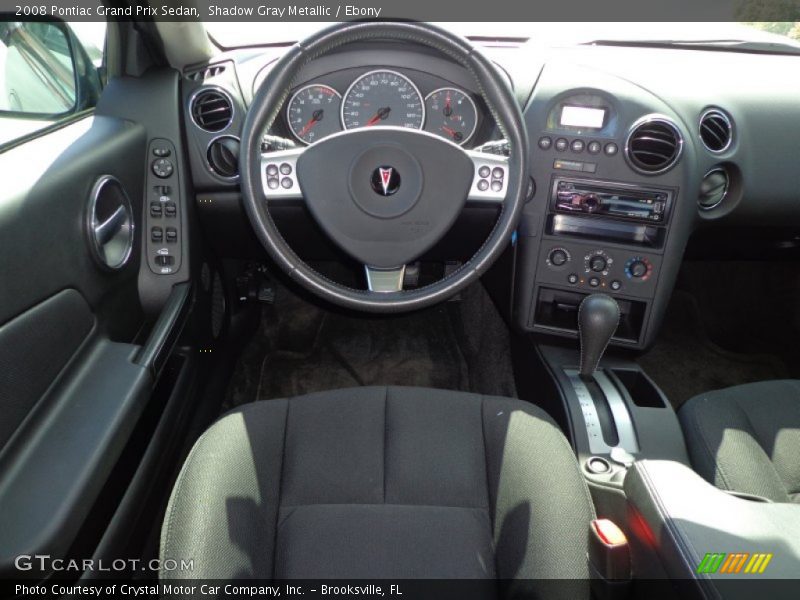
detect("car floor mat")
[638,289,789,411]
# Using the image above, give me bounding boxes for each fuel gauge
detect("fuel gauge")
[424,87,478,145]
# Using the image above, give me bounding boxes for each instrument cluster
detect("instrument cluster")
[285,69,480,146]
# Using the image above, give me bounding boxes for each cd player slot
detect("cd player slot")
[548,214,665,248]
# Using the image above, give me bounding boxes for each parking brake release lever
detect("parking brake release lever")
[578,294,621,379]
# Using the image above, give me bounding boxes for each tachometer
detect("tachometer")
[341,70,424,131]
[287,84,342,144]
[424,87,478,145]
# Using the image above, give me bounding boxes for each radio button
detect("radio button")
[589,277,600,288]
[555,138,569,152]
[588,141,602,154]
[610,280,622,291]
[568,273,579,285]
[604,142,619,156]
[538,136,553,150]
[571,139,585,153]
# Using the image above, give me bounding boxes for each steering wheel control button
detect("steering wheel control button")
[478,165,491,178]
[604,142,619,156]
[490,180,503,192]
[152,158,174,178]
[370,166,401,196]
[267,177,279,189]
[538,136,552,150]
[280,163,293,175]
[266,163,279,176]
[555,138,569,152]
[571,139,585,153]
[492,167,505,180]
[588,141,602,154]
[477,179,489,191]
[281,177,294,189]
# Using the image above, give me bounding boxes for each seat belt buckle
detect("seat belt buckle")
[588,518,632,600]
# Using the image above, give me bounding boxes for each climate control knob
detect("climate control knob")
[547,248,570,267]
[625,257,652,280]
[589,255,607,273]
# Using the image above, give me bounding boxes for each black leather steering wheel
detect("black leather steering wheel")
[240,21,529,313]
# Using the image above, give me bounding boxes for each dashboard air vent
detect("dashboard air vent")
[699,109,733,153]
[626,117,682,174]
[207,136,240,179]
[191,89,233,132]
[698,168,729,210]
[186,65,226,81]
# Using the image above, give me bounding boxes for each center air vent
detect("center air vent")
[190,88,233,132]
[699,109,733,153]
[626,117,683,175]
[699,168,730,210]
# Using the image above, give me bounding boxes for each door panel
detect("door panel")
[0,109,153,575]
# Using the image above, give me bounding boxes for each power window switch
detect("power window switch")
[151,227,163,242]
[155,255,174,267]
[165,227,178,243]
[164,202,177,217]
[149,202,163,217]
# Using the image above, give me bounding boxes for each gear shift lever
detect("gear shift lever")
[578,294,620,379]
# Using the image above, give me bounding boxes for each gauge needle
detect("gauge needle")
[444,93,453,117]
[442,125,463,142]
[366,107,391,126]
[298,110,324,137]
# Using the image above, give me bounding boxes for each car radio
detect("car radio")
[552,178,671,224]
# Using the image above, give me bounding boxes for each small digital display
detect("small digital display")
[559,105,607,129]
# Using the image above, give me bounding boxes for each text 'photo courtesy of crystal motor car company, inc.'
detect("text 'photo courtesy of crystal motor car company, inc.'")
[1,2,800,600]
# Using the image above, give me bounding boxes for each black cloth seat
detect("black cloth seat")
[679,380,800,503]
[160,386,594,594]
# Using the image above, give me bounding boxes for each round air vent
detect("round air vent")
[190,88,233,132]
[207,136,240,179]
[626,116,683,174]
[699,109,733,153]
[699,168,729,210]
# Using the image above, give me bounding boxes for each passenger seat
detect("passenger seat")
[679,380,800,503]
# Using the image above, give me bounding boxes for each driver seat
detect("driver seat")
[160,386,594,592]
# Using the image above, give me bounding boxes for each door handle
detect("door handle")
[87,175,134,270]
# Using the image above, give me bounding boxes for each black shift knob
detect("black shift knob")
[578,294,620,378]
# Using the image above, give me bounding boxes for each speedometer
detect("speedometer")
[341,70,424,131]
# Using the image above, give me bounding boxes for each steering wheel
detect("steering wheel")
[240,21,529,313]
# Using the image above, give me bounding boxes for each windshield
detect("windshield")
[206,21,800,51]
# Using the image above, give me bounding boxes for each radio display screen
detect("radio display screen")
[559,105,607,129]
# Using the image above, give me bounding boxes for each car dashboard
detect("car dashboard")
[177,35,800,350]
